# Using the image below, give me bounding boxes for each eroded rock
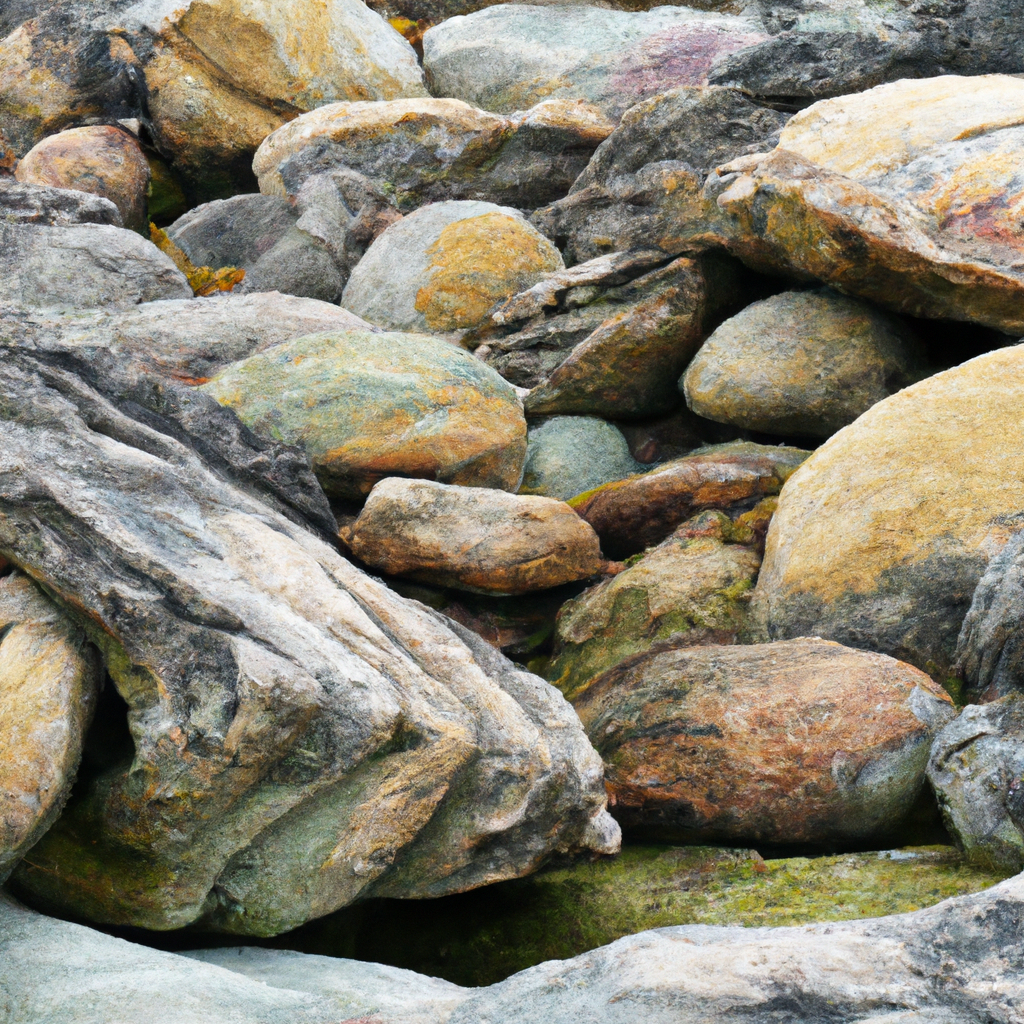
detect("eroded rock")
[0,177,122,227]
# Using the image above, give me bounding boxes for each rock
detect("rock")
[202,327,527,500]
[617,408,704,465]
[705,76,1024,334]
[531,86,789,265]
[422,5,768,122]
[682,288,929,439]
[254,97,614,213]
[570,441,809,560]
[15,125,150,232]
[0,572,100,883]
[548,510,762,700]
[0,339,615,934]
[342,200,563,335]
[0,221,191,308]
[0,177,122,227]
[752,345,1024,679]
[519,416,639,501]
[574,637,955,844]
[929,696,1024,872]
[340,478,604,595]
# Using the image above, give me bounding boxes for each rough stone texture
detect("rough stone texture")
[519,416,639,501]
[0,572,99,883]
[15,125,150,232]
[422,5,768,122]
[254,96,614,213]
[929,696,1024,872]
[0,338,614,935]
[202,328,527,500]
[752,345,1024,680]
[0,177,123,227]
[0,221,191,308]
[531,86,790,266]
[549,510,762,701]
[682,288,929,439]
[340,478,603,595]
[575,638,955,844]
[570,441,809,560]
[342,200,563,335]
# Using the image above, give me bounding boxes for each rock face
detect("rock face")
[682,288,929,439]
[570,441,809,560]
[0,177,123,227]
[202,328,527,500]
[753,345,1024,679]
[574,638,955,844]
[422,5,768,122]
[549,511,763,701]
[0,572,99,883]
[340,478,604,595]
[929,696,1024,872]
[254,97,614,212]
[0,338,615,935]
[15,125,150,232]
[342,200,563,335]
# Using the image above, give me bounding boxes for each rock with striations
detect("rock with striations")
[342,200,563,336]
[570,441,809,560]
[752,345,1024,679]
[0,572,100,883]
[0,336,615,935]
[202,327,527,500]
[254,97,614,213]
[0,177,123,227]
[15,125,150,232]
[340,478,604,595]
[682,288,929,439]
[574,637,955,844]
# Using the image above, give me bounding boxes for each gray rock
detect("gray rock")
[928,696,1024,871]
[520,416,640,501]
[0,178,123,227]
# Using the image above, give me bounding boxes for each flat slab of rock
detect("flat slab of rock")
[574,637,955,844]
[340,478,604,595]
[0,178,123,227]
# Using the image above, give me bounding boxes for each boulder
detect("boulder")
[574,637,955,844]
[0,572,100,883]
[15,125,150,232]
[682,288,929,439]
[570,441,809,560]
[752,345,1024,679]
[421,5,769,122]
[519,416,639,501]
[0,338,615,935]
[0,177,122,227]
[548,510,763,701]
[202,328,527,500]
[342,200,563,335]
[340,478,604,595]
[929,696,1024,872]
[254,97,614,212]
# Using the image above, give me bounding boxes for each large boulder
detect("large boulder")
[342,200,563,336]
[574,637,955,844]
[0,572,100,883]
[340,478,604,595]
[0,177,123,227]
[202,328,527,499]
[253,97,614,213]
[753,345,1024,679]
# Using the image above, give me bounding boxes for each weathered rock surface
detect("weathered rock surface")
[929,696,1024,872]
[0,572,99,883]
[254,97,614,212]
[682,288,929,439]
[340,478,603,595]
[549,510,762,701]
[575,638,955,844]
[0,338,615,934]
[570,441,809,560]
[202,327,527,500]
[0,177,122,227]
[15,125,150,232]
[422,5,768,122]
[342,200,563,335]
[753,345,1024,679]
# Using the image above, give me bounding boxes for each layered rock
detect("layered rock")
[0,177,123,227]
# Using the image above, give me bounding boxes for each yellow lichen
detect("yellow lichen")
[149,223,245,296]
